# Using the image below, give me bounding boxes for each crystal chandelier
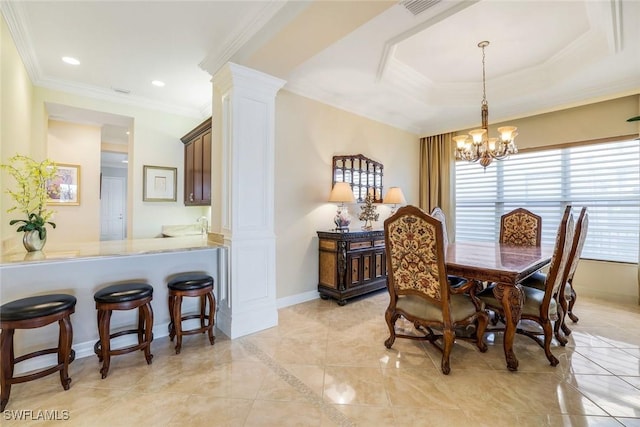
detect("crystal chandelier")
[454,41,518,168]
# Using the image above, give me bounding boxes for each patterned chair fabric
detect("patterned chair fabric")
[478,206,574,367]
[383,205,488,375]
[499,208,542,246]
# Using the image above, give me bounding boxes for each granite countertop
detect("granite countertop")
[0,235,224,266]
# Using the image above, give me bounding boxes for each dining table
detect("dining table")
[445,241,554,371]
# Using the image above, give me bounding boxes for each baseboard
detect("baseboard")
[276,290,319,309]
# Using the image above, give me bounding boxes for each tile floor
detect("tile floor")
[3,291,640,426]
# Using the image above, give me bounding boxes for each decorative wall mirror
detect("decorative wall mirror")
[332,154,383,203]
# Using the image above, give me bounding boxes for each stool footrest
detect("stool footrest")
[94,329,154,356]
[8,349,75,386]
[178,314,214,336]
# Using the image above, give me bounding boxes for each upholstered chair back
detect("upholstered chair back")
[499,208,542,246]
[565,207,589,282]
[430,207,450,246]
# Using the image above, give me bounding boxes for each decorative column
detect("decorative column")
[211,63,286,339]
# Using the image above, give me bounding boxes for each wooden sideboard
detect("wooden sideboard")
[317,229,387,305]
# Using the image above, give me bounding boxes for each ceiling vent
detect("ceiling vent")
[112,87,131,95]
[399,0,441,16]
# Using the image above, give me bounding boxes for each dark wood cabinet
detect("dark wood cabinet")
[181,118,211,206]
[317,229,387,305]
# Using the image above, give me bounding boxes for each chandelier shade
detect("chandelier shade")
[454,41,518,168]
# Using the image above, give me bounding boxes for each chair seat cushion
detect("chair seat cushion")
[168,273,213,291]
[396,293,479,323]
[521,271,546,290]
[94,283,153,304]
[1,294,76,321]
[477,285,556,318]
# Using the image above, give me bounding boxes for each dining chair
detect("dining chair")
[430,207,468,289]
[499,208,542,246]
[477,206,574,367]
[383,205,488,375]
[523,207,589,339]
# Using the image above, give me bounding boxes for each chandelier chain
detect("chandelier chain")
[453,40,519,168]
[481,43,487,104]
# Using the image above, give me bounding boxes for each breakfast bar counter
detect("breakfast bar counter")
[0,236,227,373]
[0,235,223,265]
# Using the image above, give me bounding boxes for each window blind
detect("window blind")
[455,138,640,263]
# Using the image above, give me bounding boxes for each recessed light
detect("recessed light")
[151,80,165,87]
[62,56,80,65]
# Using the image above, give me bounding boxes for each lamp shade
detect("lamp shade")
[328,182,355,203]
[383,187,406,205]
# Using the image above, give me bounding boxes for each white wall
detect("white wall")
[274,90,420,300]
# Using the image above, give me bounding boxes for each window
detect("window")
[455,138,640,263]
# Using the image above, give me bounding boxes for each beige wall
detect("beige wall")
[274,90,420,300]
[1,14,208,248]
[47,120,101,244]
[455,95,640,304]
[1,16,34,249]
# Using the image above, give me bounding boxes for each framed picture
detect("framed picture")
[47,163,80,205]
[143,165,177,202]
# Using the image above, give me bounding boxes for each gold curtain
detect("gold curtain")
[419,133,456,240]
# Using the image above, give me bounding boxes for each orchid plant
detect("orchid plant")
[1,154,58,239]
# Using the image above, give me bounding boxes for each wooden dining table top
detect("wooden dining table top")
[445,241,554,285]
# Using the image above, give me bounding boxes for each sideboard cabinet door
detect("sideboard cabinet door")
[317,230,387,305]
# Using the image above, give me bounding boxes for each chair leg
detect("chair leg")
[567,282,579,323]
[542,319,559,366]
[206,292,216,345]
[172,295,183,354]
[441,328,454,375]
[98,310,112,379]
[141,302,154,365]
[168,294,176,341]
[554,300,568,346]
[0,328,15,412]
[200,295,206,331]
[475,313,489,353]
[384,308,397,349]
[58,316,73,390]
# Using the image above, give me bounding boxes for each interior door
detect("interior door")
[100,176,126,240]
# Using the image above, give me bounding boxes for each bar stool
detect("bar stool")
[94,282,154,379]
[0,294,76,411]
[167,273,215,354]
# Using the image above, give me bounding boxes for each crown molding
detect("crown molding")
[1,1,42,82]
[199,0,288,76]
[37,77,203,119]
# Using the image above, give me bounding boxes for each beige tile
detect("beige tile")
[165,396,253,426]
[243,400,323,426]
[323,366,389,406]
[2,291,639,426]
[569,375,640,418]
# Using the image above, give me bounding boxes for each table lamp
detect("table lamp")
[328,182,355,231]
[383,187,406,216]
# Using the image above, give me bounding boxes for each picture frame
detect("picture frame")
[143,165,177,202]
[47,163,80,205]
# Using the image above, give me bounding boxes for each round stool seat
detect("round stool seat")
[94,283,153,304]
[168,274,213,291]
[1,294,77,322]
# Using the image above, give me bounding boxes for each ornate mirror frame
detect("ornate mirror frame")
[332,154,384,203]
